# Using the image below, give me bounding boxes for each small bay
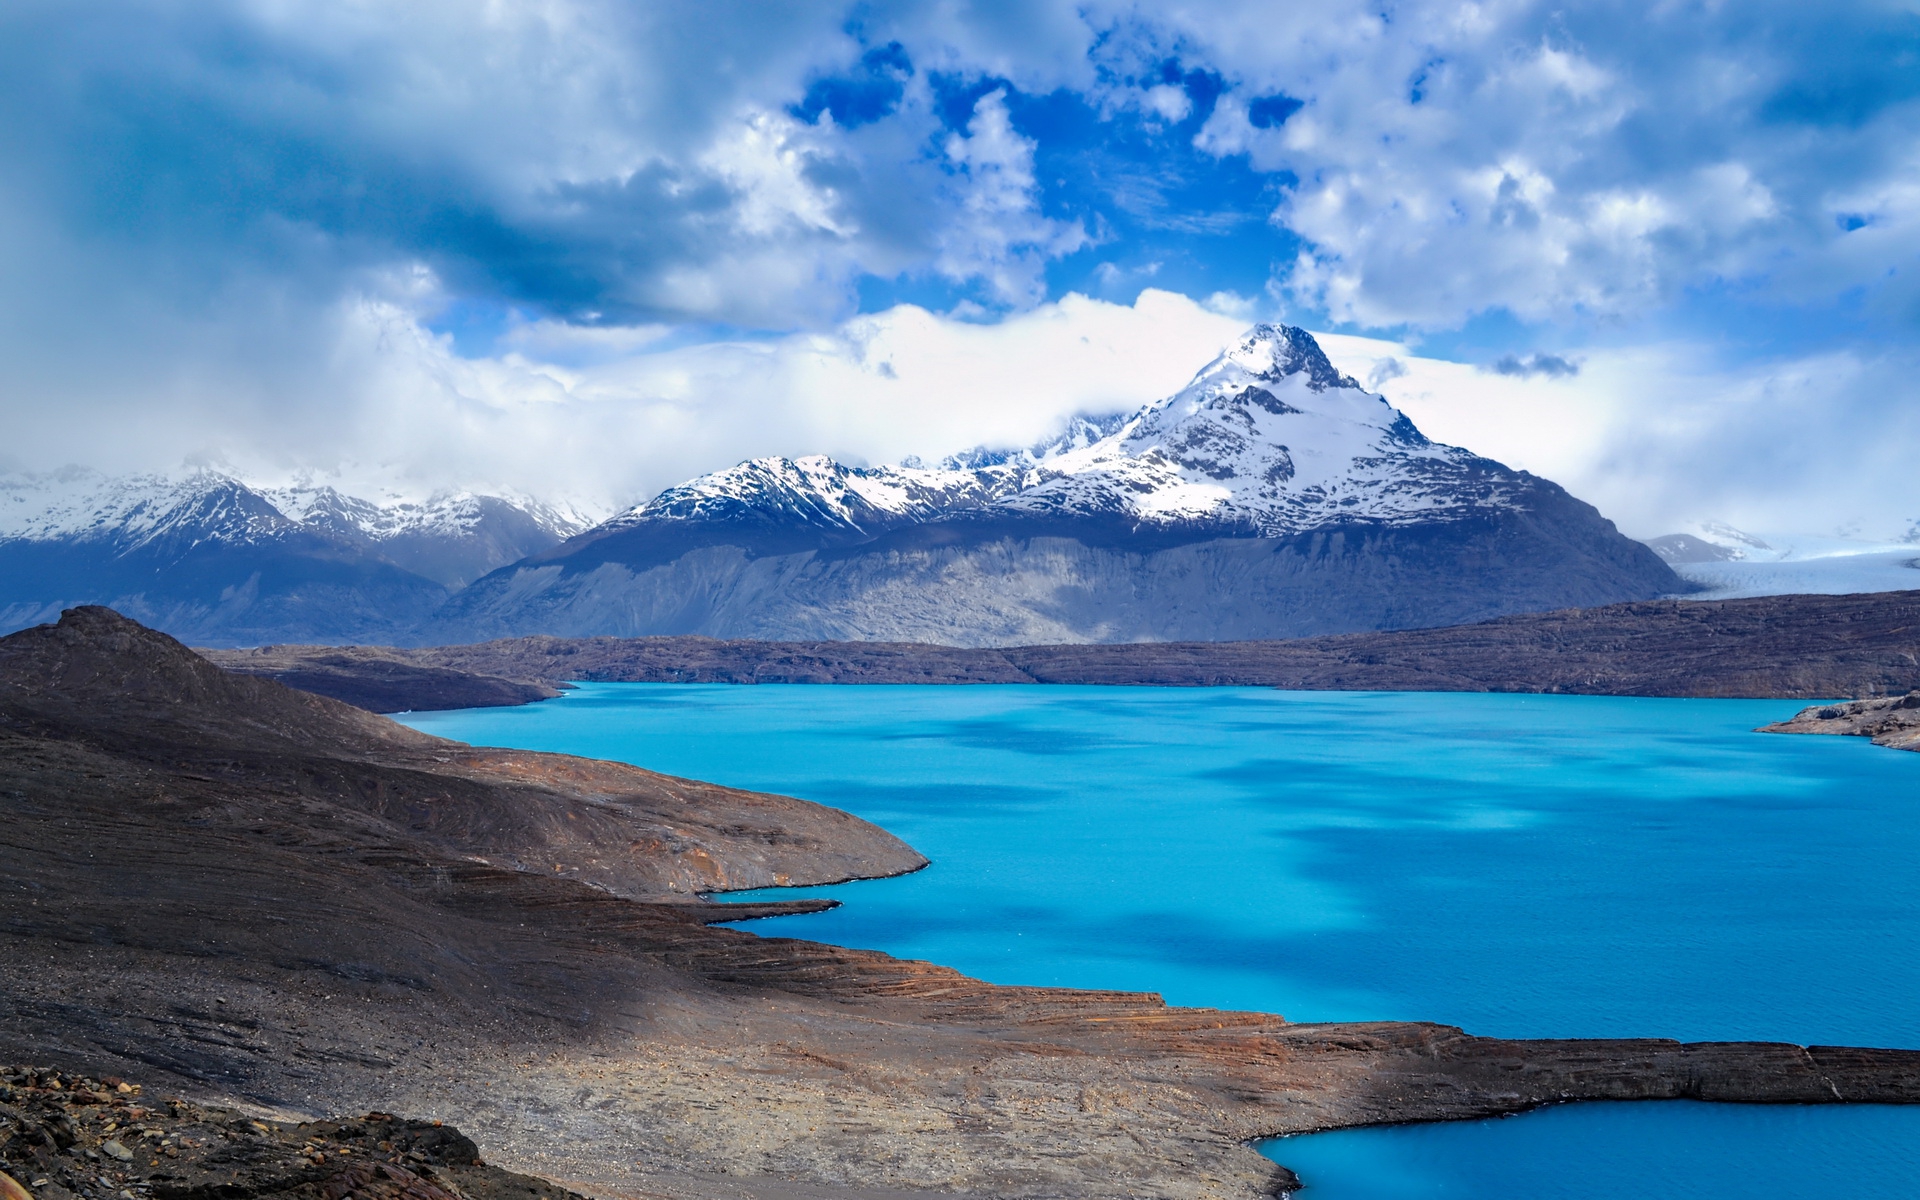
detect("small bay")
[400,684,1920,1197]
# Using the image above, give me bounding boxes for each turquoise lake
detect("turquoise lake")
[399,684,1920,1197]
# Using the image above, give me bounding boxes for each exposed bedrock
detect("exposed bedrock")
[7,609,1919,1200]
[1765,689,1920,751]
[431,503,1680,648]
[0,1066,581,1200]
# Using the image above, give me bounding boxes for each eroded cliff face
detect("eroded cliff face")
[435,507,1679,647]
[6,609,1919,1200]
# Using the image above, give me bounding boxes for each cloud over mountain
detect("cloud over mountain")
[1,0,1916,536]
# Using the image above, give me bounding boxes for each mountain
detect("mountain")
[434,325,1685,646]
[0,469,584,645]
[259,484,592,586]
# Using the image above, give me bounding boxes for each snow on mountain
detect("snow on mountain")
[262,484,594,545]
[0,468,594,642]
[0,468,585,570]
[994,325,1520,533]
[597,456,1028,541]
[936,411,1133,471]
[595,411,1145,543]
[1641,521,1920,599]
[607,325,1529,543]
[0,468,293,552]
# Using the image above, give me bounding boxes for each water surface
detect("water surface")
[401,685,1920,1196]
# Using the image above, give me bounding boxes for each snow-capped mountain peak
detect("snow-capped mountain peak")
[605,325,1532,543]
[0,467,292,551]
[261,485,593,544]
[0,467,591,595]
[604,453,1031,539]
[995,324,1509,534]
[1207,322,1362,392]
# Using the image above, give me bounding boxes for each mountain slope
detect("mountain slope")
[0,470,582,644]
[435,326,1684,645]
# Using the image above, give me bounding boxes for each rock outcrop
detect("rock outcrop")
[0,1066,576,1200]
[1763,690,1920,752]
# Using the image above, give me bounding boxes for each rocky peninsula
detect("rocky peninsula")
[204,590,1920,713]
[1764,691,1920,752]
[8,608,1920,1200]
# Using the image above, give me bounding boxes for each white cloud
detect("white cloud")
[935,89,1089,304]
[1131,0,1920,326]
[1,288,1246,511]
[3,0,1919,546]
[1316,333,1920,541]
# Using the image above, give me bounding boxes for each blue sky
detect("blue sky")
[1,0,1917,536]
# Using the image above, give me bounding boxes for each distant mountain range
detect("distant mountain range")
[0,470,586,643]
[3,326,1688,646]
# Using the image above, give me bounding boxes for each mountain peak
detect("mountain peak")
[1215,324,1359,393]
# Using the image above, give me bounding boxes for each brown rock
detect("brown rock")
[1763,689,1920,752]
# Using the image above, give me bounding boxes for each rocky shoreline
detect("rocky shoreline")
[203,590,1920,713]
[1764,691,1920,752]
[8,608,1920,1200]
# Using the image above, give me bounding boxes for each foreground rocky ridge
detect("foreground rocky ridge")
[9,609,1920,1200]
[205,590,1920,712]
[0,1066,574,1200]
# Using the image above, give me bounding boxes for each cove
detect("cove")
[399,685,1920,1196]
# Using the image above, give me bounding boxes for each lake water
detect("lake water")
[400,685,1920,1197]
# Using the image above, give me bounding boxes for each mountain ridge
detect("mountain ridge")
[0,469,589,644]
[431,324,1683,646]
[3,326,1687,648]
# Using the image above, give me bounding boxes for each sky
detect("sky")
[1,0,1918,538]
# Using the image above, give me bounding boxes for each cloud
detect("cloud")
[935,89,1089,304]
[1486,353,1580,379]
[0,288,1245,512]
[2,0,1918,542]
[1148,1,1920,327]
[1317,333,1920,541]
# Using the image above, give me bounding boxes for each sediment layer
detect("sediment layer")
[205,590,1920,712]
[9,608,1920,1200]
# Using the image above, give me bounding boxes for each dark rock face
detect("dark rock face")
[0,524,451,649]
[0,1067,569,1200]
[212,590,1920,711]
[10,608,1920,1200]
[434,485,1681,649]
